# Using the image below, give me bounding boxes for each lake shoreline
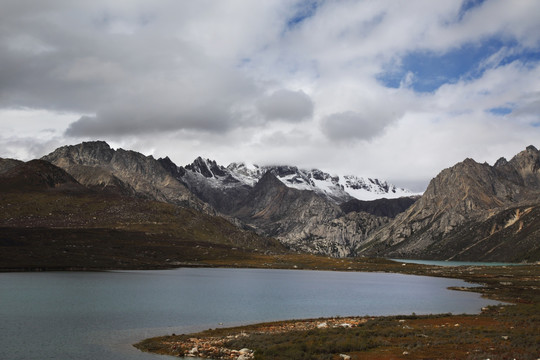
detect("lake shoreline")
[132,255,539,359]
[2,252,537,358]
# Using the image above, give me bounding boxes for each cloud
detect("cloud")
[320,111,391,141]
[1,0,540,190]
[256,89,314,122]
[511,92,540,123]
[0,134,67,162]
[0,0,267,132]
[65,101,235,137]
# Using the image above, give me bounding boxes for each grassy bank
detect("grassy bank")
[135,259,540,360]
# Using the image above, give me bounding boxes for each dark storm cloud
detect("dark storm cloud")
[66,103,235,137]
[0,2,125,111]
[257,89,314,122]
[0,0,259,135]
[320,111,393,141]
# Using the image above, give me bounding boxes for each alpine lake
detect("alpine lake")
[1,257,538,360]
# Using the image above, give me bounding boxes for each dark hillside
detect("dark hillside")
[340,196,418,218]
[0,160,284,271]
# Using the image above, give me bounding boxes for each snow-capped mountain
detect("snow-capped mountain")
[340,174,415,201]
[180,158,418,203]
[227,162,416,202]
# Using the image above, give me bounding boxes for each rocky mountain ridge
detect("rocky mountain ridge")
[0,155,286,270]
[161,152,418,256]
[38,141,417,257]
[158,154,417,205]
[42,141,209,211]
[356,146,540,262]
[230,171,366,257]
[158,155,409,256]
[33,141,540,261]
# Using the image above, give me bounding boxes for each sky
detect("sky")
[1,0,540,192]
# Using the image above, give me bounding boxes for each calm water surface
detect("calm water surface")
[390,259,523,266]
[0,268,502,360]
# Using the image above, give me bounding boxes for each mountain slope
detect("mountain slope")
[165,156,417,257]
[0,159,85,192]
[158,156,417,218]
[356,146,540,261]
[38,142,419,258]
[42,141,208,210]
[0,158,24,174]
[340,197,419,218]
[160,156,251,214]
[0,158,285,270]
[232,172,392,257]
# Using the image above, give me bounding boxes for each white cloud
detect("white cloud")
[433,60,540,116]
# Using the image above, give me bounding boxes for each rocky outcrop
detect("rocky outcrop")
[281,211,391,257]
[233,172,390,257]
[186,157,228,178]
[57,164,136,195]
[356,146,540,261]
[163,156,252,215]
[42,141,207,210]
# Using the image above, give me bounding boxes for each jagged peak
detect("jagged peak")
[507,145,540,162]
[185,156,227,178]
[267,165,299,177]
[227,162,260,171]
[445,157,491,174]
[157,156,185,178]
[157,156,176,167]
[254,170,286,189]
[42,140,115,166]
[462,157,478,165]
[48,140,112,153]
[494,157,508,167]
[309,168,337,182]
[508,145,540,165]
[80,140,111,148]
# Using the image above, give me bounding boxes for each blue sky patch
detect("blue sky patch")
[286,0,320,29]
[488,107,513,116]
[457,0,487,21]
[377,37,540,93]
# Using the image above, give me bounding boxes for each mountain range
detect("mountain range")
[355,146,540,262]
[40,141,419,257]
[1,141,539,267]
